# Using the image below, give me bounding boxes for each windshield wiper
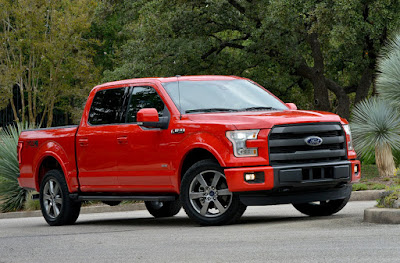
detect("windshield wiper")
[185,108,239,114]
[240,106,277,111]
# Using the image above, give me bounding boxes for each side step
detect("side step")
[69,194,177,202]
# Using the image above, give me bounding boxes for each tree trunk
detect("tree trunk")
[307,33,330,112]
[19,78,25,124]
[375,143,396,177]
[325,79,350,119]
[355,68,373,104]
[38,104,48,128]
[46,97,55,128]
[310,74,331,111]
[9,97,19,123]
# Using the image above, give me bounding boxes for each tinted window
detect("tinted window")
[126,86,165,123]
[88,87,130,125]
[162,80,288,114]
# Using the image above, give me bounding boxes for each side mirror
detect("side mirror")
[286,103,297,110]
[137,108,169,129]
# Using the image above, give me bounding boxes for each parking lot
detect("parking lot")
[0,200,399,263]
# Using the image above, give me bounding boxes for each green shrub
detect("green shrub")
[0,123,29,212]
[353,183,369,191]
[24,192,40,211]
[371,184,386,190]
[377,188,400,208]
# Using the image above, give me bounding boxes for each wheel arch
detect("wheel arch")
[35,154,66,191]
[33,141,78,193]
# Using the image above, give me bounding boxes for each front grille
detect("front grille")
[269,123,347,165]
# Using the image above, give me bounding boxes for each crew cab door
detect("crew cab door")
[115,84,174,192]
[76,86,130,192]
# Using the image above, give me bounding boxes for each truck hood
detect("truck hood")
[186,110,343,130]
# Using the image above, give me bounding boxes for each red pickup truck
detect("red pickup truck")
[17,75,360,226]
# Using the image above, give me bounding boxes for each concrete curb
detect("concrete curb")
[349,190,385,201]
[364,207,400,224]
[0,190,384,220]
[0,202,146,220]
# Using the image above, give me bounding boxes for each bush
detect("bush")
[377,187,400,208]
[0,123,29,212]
[352,184,368,191]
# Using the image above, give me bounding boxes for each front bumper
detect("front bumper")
[224,160,361,193]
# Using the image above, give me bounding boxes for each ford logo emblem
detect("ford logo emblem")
[305,136,323,146]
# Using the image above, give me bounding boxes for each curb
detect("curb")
[349,190,385,201]
[364,207,400,224]
[0,190,384,220]
[0,202,146,220]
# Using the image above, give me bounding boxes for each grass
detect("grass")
[353,164,400,191]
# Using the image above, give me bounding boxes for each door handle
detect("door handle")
[117,136,128,144]
[78,138,89,147]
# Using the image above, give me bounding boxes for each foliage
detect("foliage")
[351,97,400,176]
[101,0,400,118]
[0,0,100,127]
[352,183,368,191]
[351,97,400,157]
[24,192,40,211]
[0,123,28,212]
[376,33,400,107]
[377,187,400,208]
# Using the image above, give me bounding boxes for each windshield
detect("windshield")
[162,79,288,114]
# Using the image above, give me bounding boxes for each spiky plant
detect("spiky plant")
[376,33,400,106]
[351,97,400,177]
[0,123,28,212]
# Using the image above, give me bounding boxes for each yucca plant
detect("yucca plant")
[0,123,29,212]
[376,33,400,106]
[351,97,400,177]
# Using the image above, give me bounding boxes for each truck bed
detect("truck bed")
[18,125,79,191]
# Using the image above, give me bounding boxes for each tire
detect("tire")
[102,201,121,206]
[145,199,182,218]
[39,169,81,226]
[180,159,246,226]
[292,193,351,217]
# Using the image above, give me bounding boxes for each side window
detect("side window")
[126,86,165,123]
[88,87,130,125]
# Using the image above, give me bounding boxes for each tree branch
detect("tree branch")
[227,0,246,14]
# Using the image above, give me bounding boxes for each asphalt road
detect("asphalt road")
[0,201,399,263]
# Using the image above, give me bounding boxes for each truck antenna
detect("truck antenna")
[176,75,182,120]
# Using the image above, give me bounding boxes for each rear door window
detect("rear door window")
[88,87,130,125]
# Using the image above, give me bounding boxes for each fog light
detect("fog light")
[245,173,256,181]
[354,164,359,174]
[244,172,265,184]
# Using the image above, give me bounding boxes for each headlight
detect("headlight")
[226,130,260,157]
[342,124,354,150]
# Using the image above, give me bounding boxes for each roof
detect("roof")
[94,75,244,89]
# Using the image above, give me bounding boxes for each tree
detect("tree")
[0,0,100,127]
[351,33,400,177]
[351,97,400,177]
[103,0,400,118]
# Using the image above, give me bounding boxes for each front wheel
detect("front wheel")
[180,160,246,226]
[292,194,351,217]
[40,169,81,226]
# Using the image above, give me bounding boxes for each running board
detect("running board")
[69,194,176,202]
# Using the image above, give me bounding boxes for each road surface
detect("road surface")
[0,201,399,263]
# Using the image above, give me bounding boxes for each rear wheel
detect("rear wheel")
[292,194,351,217]
[181,159,246,226]
[40,170,81,226]
[145,200,181,218]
